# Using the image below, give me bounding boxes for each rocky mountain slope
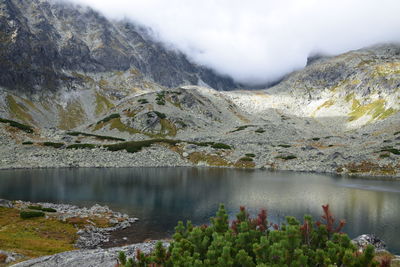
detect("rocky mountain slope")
[0,0,399,177]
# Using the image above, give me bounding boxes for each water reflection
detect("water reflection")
[0,168,399,253]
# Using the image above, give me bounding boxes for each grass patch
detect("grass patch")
[42,142,64,149]
[338,161,397,176]
[0,207,77,258]
[394,131,400,136]
[211,143,232,149]
[348,99,397,122]
[6,95,34,124]
[104,139,179,153]
[188,152,231,167]
[96,113,120,124]
[22,141,33,145]
[0,117,34,133]
[245,153,256,158]
[278,144,291,148]
[20,211,45,219]
[67,131,125,141]
[95,92,114,116]
[66,144,97,150]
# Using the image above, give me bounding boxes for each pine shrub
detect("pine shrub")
[117,204,378,267]
[20,211,45,219]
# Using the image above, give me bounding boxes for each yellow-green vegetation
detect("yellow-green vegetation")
[109,118,141,135]
[6,95,34,124]
[337,161,397,176]
[57,101,86,130]
[95,113,177,138]
[348,98,398,122]
[129,68,141,76]
[234,157,256,168]
[160,119,177,137]
[98,79,109,89]
[373,62,400,77]
[0,207,77,258]
[71,72,95,84]
[313,99,335,116]
[95,92,114,116]
[188,152,231,167]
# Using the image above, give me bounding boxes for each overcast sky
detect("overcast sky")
[66,0,400,86]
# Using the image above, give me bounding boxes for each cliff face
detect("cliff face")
[0,0,237,93]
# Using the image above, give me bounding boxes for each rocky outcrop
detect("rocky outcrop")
[0,0,237,93]
[11,241,169,267]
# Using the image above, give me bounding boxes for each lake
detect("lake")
[0,167,399,254]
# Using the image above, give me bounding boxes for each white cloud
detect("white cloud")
[65,0,400,86]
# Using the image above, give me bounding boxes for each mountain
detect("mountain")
[0,0,399,177]
[0,0,237,93]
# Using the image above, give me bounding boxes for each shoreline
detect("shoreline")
[1,164,399,181]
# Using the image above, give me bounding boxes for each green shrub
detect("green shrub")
[245,153,256,158]
[394,131,400,136]
[105,139,179,153]
[312,137,321,141]
[22,141,33,145]
[239,157,254,162]
[194,142,215,147]
[96,113,120,124]
[28,205,56,212]
[20,211,45,219]
[255,128,265,133]
[41,207,57,212]
[154,111,167,119]
[138,99,149,104]
[156,92,166,105]
[66,132,125,141]
[278,144,291,148]
[276,154,297,160]
[0,118,34,133]
[117,205,377,267]
[211,143,232,149]
[232,125,250,132]
[66,144,96,150]
[42,142,64,148]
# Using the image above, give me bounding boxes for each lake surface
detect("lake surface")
[0,168,399,253]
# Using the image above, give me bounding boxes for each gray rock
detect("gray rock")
[352,234,387,251]
[11,241,169,267]
[0,199,13,208]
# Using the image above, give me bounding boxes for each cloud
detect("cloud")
[65,0,400,86]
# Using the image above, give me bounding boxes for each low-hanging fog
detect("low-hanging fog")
[65,0,400,86]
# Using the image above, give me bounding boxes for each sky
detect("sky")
[65,0,400,86]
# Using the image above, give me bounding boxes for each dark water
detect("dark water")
[0,168,399,253]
